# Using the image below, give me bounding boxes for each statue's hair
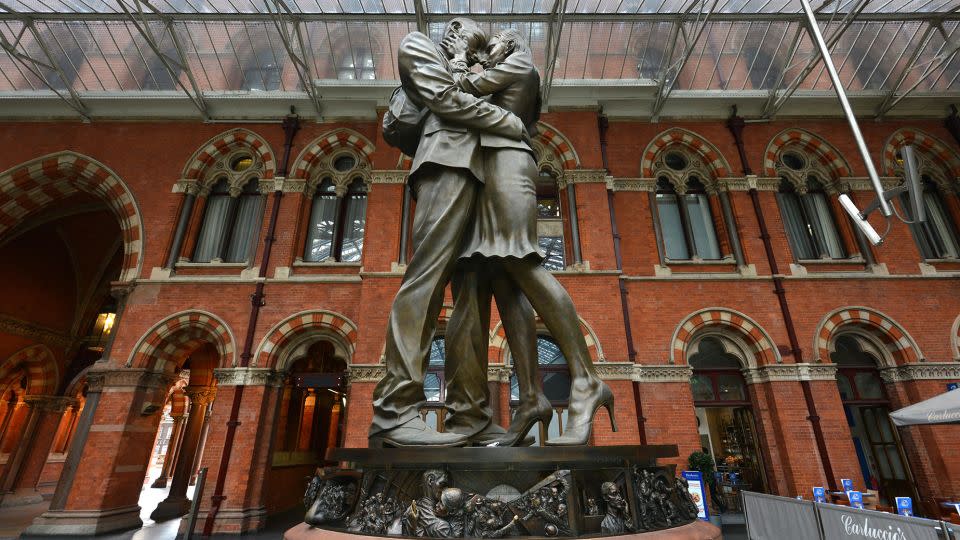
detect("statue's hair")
[444,17,486,48]
[492,28,530,55]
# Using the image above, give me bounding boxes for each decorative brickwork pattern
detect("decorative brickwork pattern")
[762,128,853,178]
[0,344,57,395]
[289,129,376,180]
[181,129,276,181]
[535,121,580,170]
[881,128,960,177]
[670,308,778,367]
[255,310,359,369]
[127,310,235,372]
[0,151,143,282]
[641,128,732,178]
[814,307,923,365]
[489,315,603,363]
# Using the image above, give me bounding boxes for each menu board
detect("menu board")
[682,470,709,521]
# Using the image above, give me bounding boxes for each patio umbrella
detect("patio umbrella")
[890,389,960,426]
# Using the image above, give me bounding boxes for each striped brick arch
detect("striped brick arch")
[127,310,235,372]
[535,122,580,171]
[641,129,732,179]
[761,128,853,178]
[289,129,376,180]
[671,309,778,367]
[182,129,276,182]
[489,316,603,364]
[255,310,359,369]
[952,314,960,361]
[0,152,143,282]
[881,128,960,177]
[815,307,922,365]
[0,345,58,395]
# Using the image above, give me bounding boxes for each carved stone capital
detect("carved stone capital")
[283,179,308,194]
[24,395,77,413]
[174,180,202,195]
[880,362,960,383]
[633,365,693,383]
[213,368,284,387]
[718,177,751,191]
[594,362,636,380]
[487,365,512,383]
[0,313,74,348]
[369,170,409,184]
[85,369,178,392]
[563,169,608,185]
[183,385,217,405]
[608,178,657,192]
[346,364,386,383]
[257,179,275,194]
[746,176,781,191]
[743,363,839,385]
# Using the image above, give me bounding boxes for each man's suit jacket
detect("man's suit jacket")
[398,31,524,183]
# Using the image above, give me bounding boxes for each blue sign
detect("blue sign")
[948,382,958,392]
[848,491,863,509]
[895,497,913,517]
[812,487,826,503]
[841,478,854,492]
[682,471,709,521]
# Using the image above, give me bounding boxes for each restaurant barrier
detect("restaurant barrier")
[742,491,957,540]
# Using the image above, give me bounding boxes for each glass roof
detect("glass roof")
[0,0,958,118]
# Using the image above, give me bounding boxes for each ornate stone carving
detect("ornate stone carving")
[85,369,178,391]
[213,368,283,387]
[880,362,960,383]
[0,313,74,348]
[370,170,410,184]
[594,363,636,381]
[346,364,386,383]
[486,365,512,383]
[24,395,77,413]
[173,180,201,195]
[608,178,657,192]
[633,365,693,383]
[746,176,781,191]
[282,179,307,193]
[561,169,608,186]
[719,177,752,191]
[743,363,839,384]
[183,385,217,405]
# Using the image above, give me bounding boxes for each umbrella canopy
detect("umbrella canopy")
[890,389,960,427]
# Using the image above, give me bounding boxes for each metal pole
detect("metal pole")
[798,0,892,217]
[184,467,207,540]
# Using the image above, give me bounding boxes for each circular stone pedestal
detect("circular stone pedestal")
[283,520,722,540]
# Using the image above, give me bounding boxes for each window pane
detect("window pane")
[853,372,884,400]
[657,192,690,259]
[717,374,747,401]
[304,195,338,262]
[224,191,262,263]
[542,372,571,403]
[537,338,566,365]
[538,197,561,219]
[423,408,440,430]
[800,192,844,259]
[428,338,445,367]
[194,193,232,262]
[685,193,721,259]
[510,374,519,402]
[340,194,367,262]
[777,191,816,259]
[922,190,960,258]
[424,373,441,402]
[691,374,715,401]
[837,374,854,401]
[539,236,565,271]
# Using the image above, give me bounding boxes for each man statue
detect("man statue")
[369,18,528,447]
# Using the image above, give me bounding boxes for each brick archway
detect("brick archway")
[0,151,143,282]
[952,314,960,361]
[535,121,580,171]
[641,128,732,178]
[127,310,236,372]
[814,307,922,365]
[762,128,853,178]
[881,128,960,177]
[290,129,376,180]
[671,308,779,367]
[489,316,603,364]
[0,345,58,395]
[255,310,359,369]
[181,129,276,182]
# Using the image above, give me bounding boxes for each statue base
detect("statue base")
[284,520,722,539]
[291,445,713,538]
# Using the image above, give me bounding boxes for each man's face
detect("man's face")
[482,36,511,68]
[441,19,485,59]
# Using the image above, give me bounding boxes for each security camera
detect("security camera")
[839,194,883,246]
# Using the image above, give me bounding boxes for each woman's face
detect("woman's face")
[483,36,511,68]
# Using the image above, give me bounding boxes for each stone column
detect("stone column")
[189,403,212,485]
[150,413,185,489]
[150,386,215,521]
[0,395,75,506]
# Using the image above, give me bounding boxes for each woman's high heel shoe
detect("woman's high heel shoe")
[493,394,553,446]
[545,381,616,446]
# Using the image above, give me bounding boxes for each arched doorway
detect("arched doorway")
[267,340,347,516]
[689,336,768,511]
[831,334,913,504]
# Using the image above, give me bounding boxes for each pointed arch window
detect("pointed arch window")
[193,177,264,263]
[655,175,722,261]
[898,171,959,260]
[303,177,367,263]
[776,165,846,260]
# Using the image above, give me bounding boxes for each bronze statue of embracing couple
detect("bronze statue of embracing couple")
[370,18,616,448]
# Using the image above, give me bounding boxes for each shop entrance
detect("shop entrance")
[831,335,912,505]
[690,337,768,512]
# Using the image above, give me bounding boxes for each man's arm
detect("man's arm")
[398,32,523,140]
[454,52,530,97]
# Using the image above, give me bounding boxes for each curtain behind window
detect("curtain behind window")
[304,187,338,262]
[777,190,816,260]
[194,180,232,262]
[685,192,721,259]
[801,192,844,258]
[657,191,689,259]
[340,192,367,262]
[922,190,959,258]
[224,181,263,263]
